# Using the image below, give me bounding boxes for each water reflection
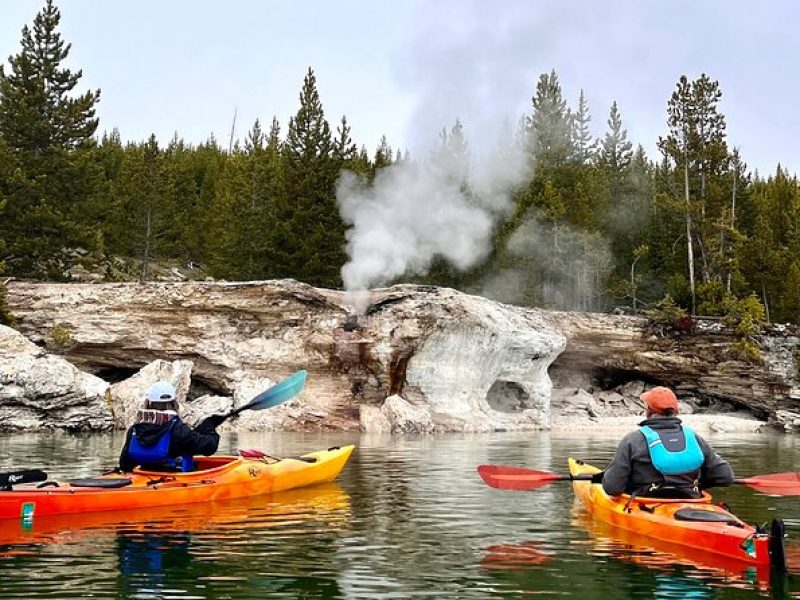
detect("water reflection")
[0,482,352,598]
[571,506,770,592]
[0,430,798,598]
[116,529,193,599]
[480,541,552,570]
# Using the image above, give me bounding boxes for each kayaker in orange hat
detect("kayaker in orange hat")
[118,381,225,472]
[596,386,734,499]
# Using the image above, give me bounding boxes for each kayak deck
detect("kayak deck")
[568,457,782,568]
[0,445,354,520]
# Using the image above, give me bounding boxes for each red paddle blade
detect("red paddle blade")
[739,472,800,496]
[477,465,563,490]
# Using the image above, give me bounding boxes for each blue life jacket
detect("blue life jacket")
[639,424,704,476]
[128,419,193,472]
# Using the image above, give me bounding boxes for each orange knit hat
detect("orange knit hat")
[640,386,678,413]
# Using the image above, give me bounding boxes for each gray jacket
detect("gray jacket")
[601,416,734,497]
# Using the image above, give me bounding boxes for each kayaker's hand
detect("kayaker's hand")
[196,414,227,432]
[590,471,605,484]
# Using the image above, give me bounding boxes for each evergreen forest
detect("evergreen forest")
[1,1,799,331]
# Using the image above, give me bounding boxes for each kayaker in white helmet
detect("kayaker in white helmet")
[118,381,226,472]
[596,386,734,499]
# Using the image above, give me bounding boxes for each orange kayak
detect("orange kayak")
[0,445,354,522]
[568,457,786,571]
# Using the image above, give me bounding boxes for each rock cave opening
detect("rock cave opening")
[549,363,660,393]
[187,377,226,401]
[592,367,661,391]
[94,367,137,384]
[486,380,531,413]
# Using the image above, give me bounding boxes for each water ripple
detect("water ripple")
[0,431,797,598]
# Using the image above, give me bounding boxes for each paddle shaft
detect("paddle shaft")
[478,463,800,495]
[223,400,264,420]
[534,473,787,487]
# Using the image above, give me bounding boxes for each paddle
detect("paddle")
[221,369,308,421]
[477,464,800,496]
[0,468,48,490]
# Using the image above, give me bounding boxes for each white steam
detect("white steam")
[337,136,530,311]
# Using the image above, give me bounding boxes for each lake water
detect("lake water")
[0,430,799,599]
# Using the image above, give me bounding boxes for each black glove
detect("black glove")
[590,471,605,484]
[196,414,227,433]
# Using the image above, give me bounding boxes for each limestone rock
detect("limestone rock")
[182,395,234,431]
[379,395,435,434]
[229,377,297,431]
[109,359,194,428]
[359,404,392,433]
[5,281,565,432]
[5,280,799,432]
[544,311,800,421]
[0,325,113,430]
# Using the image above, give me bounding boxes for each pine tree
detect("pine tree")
[0,137,10,323]
[658,75,729,314]
[163,134,204,266]
[431,119,470,185]
[107,135,174,280]
[0,0,101,278]
[527,70,573,168]
[373,134,393,170]
[183,136,224,271]
[778,261,800,323]
[276,68,346,287]
[571,90,596,164]
[334,116,357,162]
[598,101,633,174]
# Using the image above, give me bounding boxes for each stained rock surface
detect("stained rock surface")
[3,280,799,432]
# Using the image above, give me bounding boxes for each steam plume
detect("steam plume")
[337,133,530,313]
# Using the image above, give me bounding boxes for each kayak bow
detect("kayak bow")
[0,445,354,521]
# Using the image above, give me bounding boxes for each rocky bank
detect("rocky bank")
[2,280,799,433]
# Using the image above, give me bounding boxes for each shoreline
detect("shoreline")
[548,412,767,436]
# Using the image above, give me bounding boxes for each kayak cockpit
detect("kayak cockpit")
[133,455,242,477]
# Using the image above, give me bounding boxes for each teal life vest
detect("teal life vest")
[128,419,193,472]
[639,424,704,476]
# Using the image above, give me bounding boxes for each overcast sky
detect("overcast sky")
[1,1,798,174]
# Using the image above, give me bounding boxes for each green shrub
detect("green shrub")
[645,294,695,335]
[47,323,74,349]
[696,279,726,316]
[721,294,766,363]
[732,339,763,364]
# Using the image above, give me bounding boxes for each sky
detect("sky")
[1,0,799,175]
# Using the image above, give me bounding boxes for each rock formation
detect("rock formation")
[543,312,800,430]
[3,280,799,432]
[0,325,113,430]
[4,281,566,432]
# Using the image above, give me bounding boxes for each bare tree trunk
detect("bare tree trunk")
[228,107,237,154]
[697,234,710,284]
[762,281,770,323]
[700,165,706,218]
[684,161,696,315]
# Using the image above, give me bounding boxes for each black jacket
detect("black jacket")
[601,416,734,498]
[119,416,220,472]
